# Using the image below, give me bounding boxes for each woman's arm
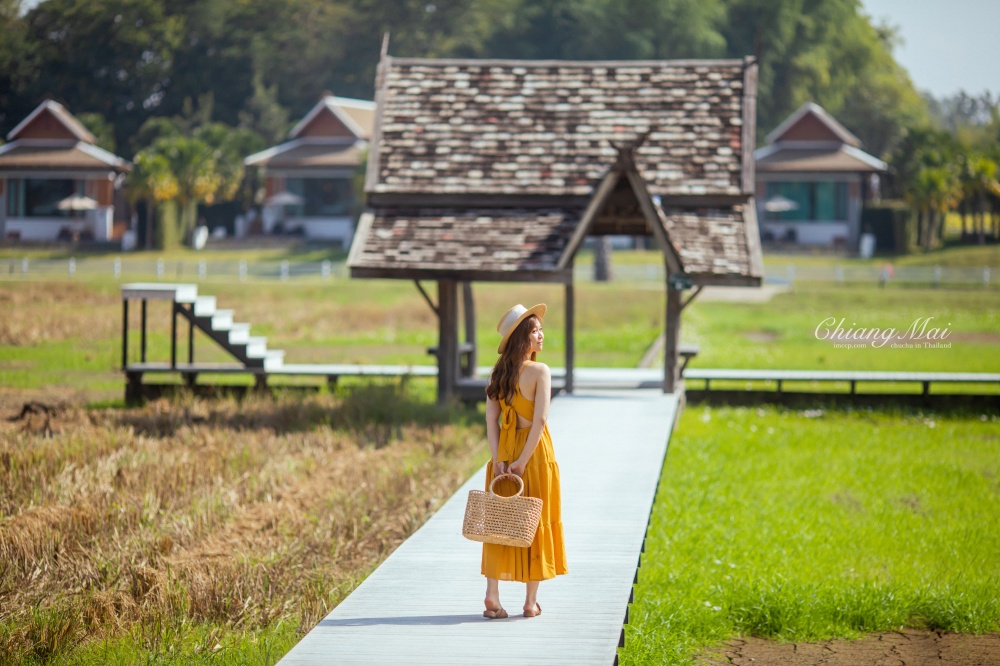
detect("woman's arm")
[509,364,551,477]
[485,393,506,475]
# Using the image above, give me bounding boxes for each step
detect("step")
[263,350,285,371]
[245,336,268,358]
[210,309,234,329]
[121,283,198,302]
[193,296,217,317]
[243,349,284,370]
[227,323,251,344]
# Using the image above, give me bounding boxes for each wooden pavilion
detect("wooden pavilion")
[347,56,764,402]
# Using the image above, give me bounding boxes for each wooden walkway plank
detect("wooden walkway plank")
[277,389,679,665]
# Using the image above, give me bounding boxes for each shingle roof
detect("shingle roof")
[369,58,753,198]
[0,141,129,171]
[244,139,364,169]
[755,145,887,173]
[349,207,581,276]
[350,56,762,286]
[657,204,762,278]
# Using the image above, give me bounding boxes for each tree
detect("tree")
[76,112,117,154]
[965,156,1000,245]
[127,149,179,249]
[22,0,184,153]
[906,167,960,252]
[126,115,266,247]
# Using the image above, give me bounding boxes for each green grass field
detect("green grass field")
[1,245,998,664]
[622,405,1000,665]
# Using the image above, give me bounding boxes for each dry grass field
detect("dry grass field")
[0,389,486,664]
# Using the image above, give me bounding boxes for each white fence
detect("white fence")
[0,256,995,287]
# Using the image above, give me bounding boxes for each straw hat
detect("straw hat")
[496,303,546,354]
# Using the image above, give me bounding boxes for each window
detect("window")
[7,178,82,218]
[285,178,354,217]
[765,181,848,222]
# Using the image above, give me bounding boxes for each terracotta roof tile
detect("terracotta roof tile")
[372,59,749,197]
[352,207,581,272]
[658,204,760,278]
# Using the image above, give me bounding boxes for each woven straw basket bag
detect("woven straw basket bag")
[462,473,543,548]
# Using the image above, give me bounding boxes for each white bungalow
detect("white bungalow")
[755,102,888,249]
[0,100,130,242]
[244,95,374,247]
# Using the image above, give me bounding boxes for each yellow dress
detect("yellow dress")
[481,370,568,582]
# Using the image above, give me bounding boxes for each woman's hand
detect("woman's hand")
[493,460,507,477]
[508,459,527,477]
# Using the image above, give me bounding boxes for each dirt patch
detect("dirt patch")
[698,629,1000,665]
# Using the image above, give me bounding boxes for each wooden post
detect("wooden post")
[664,286,681,393]
[140,299,147,363]
[565,280,575,394]
[170,302,178,370]
[461,281,476,378]
[437,280,459,404]
[122,298,129,370]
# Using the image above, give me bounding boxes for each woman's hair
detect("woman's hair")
[487,315,539,402]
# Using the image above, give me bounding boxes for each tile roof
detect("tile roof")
[369,58,751,198]
[350,207,581,274]
[657,204,762,278]
[0,141,129,171]
[755,145,887,173]
[244,139,365,169]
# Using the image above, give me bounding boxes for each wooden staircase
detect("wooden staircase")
[121,283,285,401]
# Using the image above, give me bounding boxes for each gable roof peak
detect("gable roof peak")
[289,94,376,140]
[765,101,861,148]
[7,99,97,143]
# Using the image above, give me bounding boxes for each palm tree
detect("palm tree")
[126,150,179,249]
[966,156,1000,244]
[907,167,960,251]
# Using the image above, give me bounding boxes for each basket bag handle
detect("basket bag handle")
[490,473,525,498]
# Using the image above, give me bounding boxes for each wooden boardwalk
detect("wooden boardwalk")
[277,389,679,665]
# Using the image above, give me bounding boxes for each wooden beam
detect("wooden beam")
[664,286,682,394]
[363,56,391,195]
[741,57,759,196]
[414,281,439,317]
[556,166,623,270]
[461,282,476,379]
[350,266,573,284]
[437,280,459,404]
[367,192,591,209]
[680,285,703,311]
[565,279,575,394]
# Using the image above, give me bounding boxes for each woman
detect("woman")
[481,303,568,619]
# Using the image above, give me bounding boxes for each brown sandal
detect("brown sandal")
[483,607,508,619]
[523,603,542,618]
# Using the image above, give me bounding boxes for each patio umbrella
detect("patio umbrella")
[56,195,99,211]
[763,195,799,213]
[265,192,304,206]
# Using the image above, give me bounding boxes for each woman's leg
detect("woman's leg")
[523,580,540,615]
[485,577,501,611]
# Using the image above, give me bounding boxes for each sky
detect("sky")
[859,0,1000,99]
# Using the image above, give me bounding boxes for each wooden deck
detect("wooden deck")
[277,389,679,665]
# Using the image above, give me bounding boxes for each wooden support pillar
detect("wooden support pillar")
[140,299,148,363]
[664,286,682,394]
[565,280,575,394]
[461,281,476,379]
[437,280,459,404]
[122,298,129,370]
[170,302,178,370]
